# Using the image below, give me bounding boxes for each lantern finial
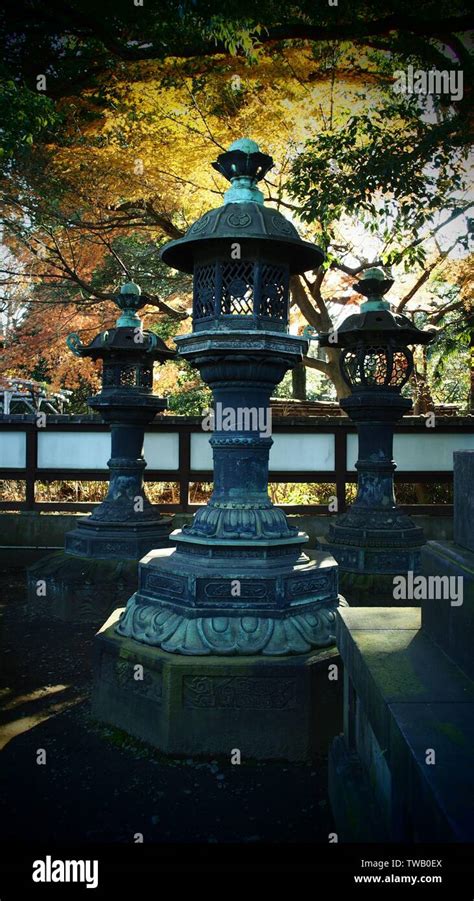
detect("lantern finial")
[355,268,394,312]
[211,137,274,204]
[116,280,144,327]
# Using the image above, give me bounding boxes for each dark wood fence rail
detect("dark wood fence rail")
[1,414,473,516]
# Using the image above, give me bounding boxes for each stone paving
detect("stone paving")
[0,569,334,844]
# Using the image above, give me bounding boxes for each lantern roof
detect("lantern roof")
[66,281,175,361]
[160,139,324,275]
[320,268,436,348]
[66,327,175,361]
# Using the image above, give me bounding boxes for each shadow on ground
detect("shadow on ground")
[0,569,334,844]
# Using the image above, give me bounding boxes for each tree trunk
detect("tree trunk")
[302,347,351,401]
[292,362,307,400]
[325,348,351,400]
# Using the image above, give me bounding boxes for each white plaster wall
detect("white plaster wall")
[191,432,213,470]
[143,432,179,470]
[190,431,335,472]
[0,432,26,468]
[270,433,335,471]
[37,432,110,469]
[347,432,474,472]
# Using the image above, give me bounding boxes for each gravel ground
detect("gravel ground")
[0,568,334,845]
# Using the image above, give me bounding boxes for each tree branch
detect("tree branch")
[302,355,330,376]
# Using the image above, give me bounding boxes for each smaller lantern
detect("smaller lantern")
[64,281,175,560]
[336,268,431,391]
[318,268,436,584]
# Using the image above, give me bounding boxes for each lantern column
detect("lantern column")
[27,282,175,622]
[318,268,435,601]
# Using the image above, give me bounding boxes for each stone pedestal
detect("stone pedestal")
[92,609,343,762]
[116,543,343,655]
[26,473,172,624]
[329,451,474,841]
[319,392,426,602]
[317,539,419,606]
[26,553,138,623]
[329,607,474,842]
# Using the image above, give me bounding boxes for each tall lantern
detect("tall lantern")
[92,140,345,761]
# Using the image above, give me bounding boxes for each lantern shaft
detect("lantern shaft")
[319,269,435,592]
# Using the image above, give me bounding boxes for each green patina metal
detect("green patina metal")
[115,137,344,657]
[358,267,393,312]
[215,137,271,204]
[62,280,174,562]
[115,280,144,327]
[318,268,435,579]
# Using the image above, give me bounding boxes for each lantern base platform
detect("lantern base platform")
[64,515,173,560]
[26,524,170,624]
[116,542,344,656]
[92,608,343,762]
[335,570,412,606]
[318,536,422,577]
[26,552,140,623]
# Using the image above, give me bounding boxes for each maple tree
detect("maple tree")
[0,2,472,407]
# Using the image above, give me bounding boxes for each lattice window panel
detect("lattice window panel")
[138,366,153,388]
[260,264,288,319]
[103,365,116,387]
[342,350,361,385]
[388,350,410,387]
[363,346,390,385]
[221,261,254,315]
[120,365,137,387]
[194,264,216,319]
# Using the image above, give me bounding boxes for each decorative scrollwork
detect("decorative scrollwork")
[66,333,84,357]
[226,211,252,228]
[189,213,211,234]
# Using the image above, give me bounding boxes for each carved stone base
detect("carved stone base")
[26,516,173,623]
[318,536,421,577]
[116,542,344,655]
[26,552,141,623]
[92,609,343,761]
[64,515,172,560]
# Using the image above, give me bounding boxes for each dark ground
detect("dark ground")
[0,568,334,845]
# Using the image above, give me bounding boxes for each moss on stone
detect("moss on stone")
[357,633,426,697]
[434,721,466,747]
